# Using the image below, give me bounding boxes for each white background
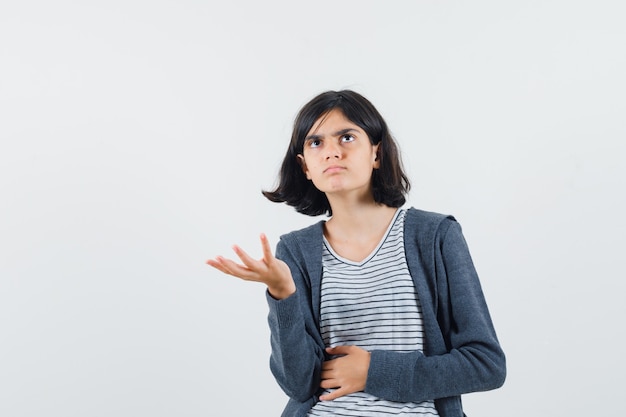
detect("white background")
[1,1,625,416]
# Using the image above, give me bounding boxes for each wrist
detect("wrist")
[267,281,296,300]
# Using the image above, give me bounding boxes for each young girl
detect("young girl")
[206,90,506,416]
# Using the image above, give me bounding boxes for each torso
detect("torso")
[308,208,439,416]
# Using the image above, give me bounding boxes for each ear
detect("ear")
[297,154,311,179]
[372,144,381,169]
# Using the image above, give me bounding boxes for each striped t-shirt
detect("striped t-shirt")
[307,209,439,416]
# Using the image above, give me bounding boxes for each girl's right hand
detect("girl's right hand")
[206,233,296,300]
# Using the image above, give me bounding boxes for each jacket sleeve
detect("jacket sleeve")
[365,219,506,402]
[266,237,325,402]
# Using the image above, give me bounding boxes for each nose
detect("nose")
[324,140,342,159]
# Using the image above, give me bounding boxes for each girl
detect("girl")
[206,90,505,416]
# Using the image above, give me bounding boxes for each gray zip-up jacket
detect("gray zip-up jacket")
[266,208,506,416]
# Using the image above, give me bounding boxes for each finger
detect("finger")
[320,387,348,401]
[259,233,274,262]
[213,256,258,280]
[211,256,241,277]
[326,345,352,355]
[206,258,230,275]
[320,367,336,379]
[232,245,265,271]
[319,378,338,389]
[206,258,220,268]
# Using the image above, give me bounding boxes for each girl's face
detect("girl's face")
[297,109,380,198]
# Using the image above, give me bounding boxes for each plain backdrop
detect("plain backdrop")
[1,1,625,416]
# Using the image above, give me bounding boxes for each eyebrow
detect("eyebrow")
[305,128,359,142]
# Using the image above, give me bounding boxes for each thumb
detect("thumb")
[319,387,349,402]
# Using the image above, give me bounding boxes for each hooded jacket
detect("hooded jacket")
[266,207,506,416]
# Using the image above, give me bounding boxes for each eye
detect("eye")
[340,134,355,143]
[306,138,322,148]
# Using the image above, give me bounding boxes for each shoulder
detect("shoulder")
[405,207,457,234]
[279,220,325,243]
[275,220,325,259]
[274,221,325,279]
[404,208,475,263]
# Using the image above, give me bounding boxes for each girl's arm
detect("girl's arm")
[365,220,506,402]
[266,237,326,402]
[207,233,325,403]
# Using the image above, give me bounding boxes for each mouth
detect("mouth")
[323,165,345,173]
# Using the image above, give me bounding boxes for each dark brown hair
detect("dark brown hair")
[262,90,410,216]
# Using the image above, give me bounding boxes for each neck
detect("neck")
[326,193,397,235]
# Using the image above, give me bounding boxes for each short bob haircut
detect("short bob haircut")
[262,90,410,216]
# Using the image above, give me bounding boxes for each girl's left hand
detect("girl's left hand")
[206,233,295,300]
[319,345,371,401]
